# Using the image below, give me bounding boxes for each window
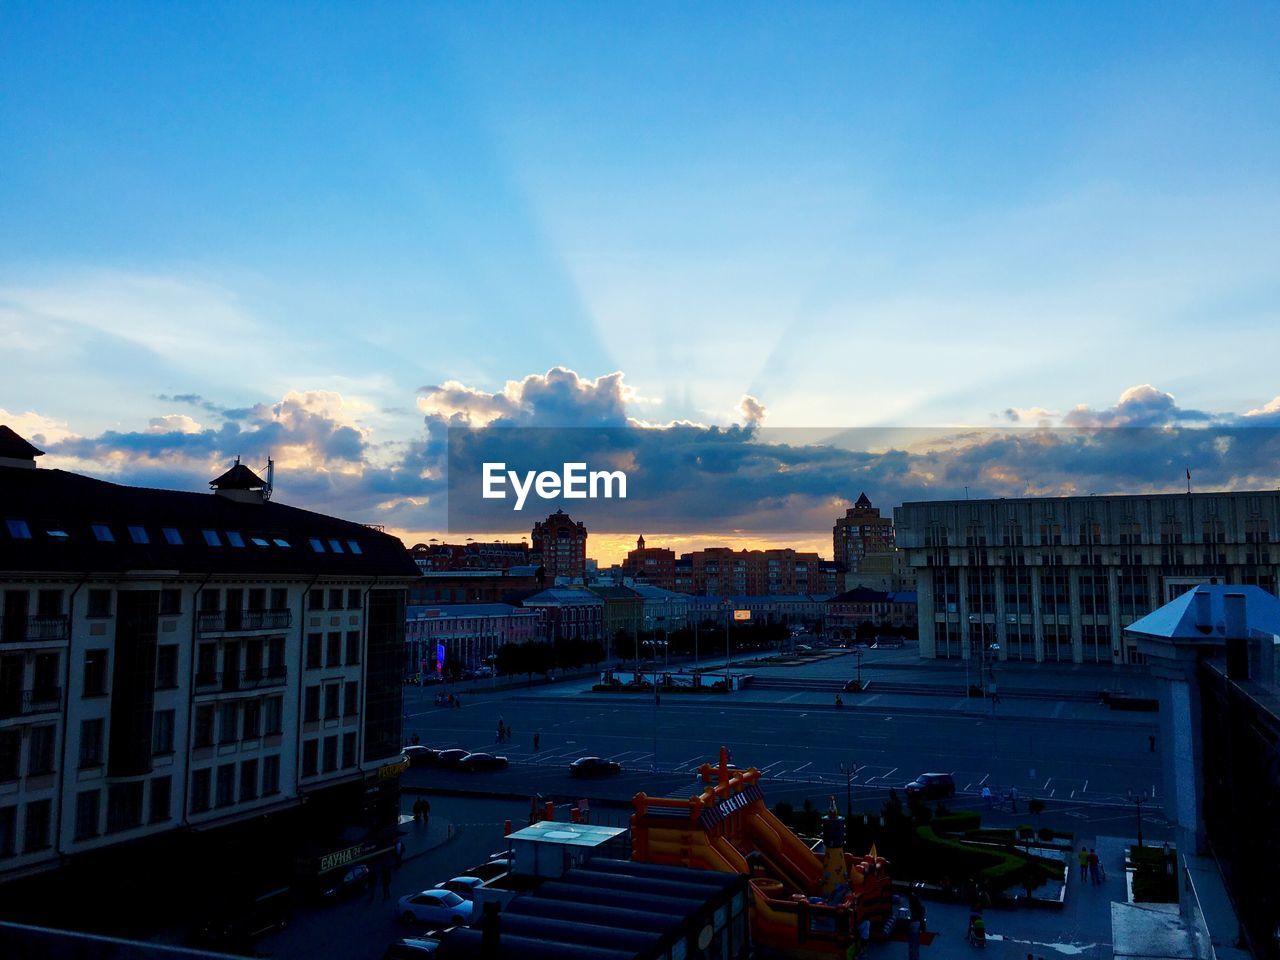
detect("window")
[215,763,235,807]
[24,799,51,852]
[328,589,344,610]
[347,588,361,611]
[5,519,31,540]
[327,540,345,553]
[324,683,340,719]
[190,768,211,813]
[268,636,285,676]
[322,735,338,772]
[226,531,245,548]
[155,645,177,688]
[196,643,217,684]
[308,590,323,611]
[194,705,214,748]
[344,631,360,665]
[262,755,280,796]
[75,789,100,840]
[326,633,341,667]
[273,538,291,548]
[0,805,14,857]
[304,686,320,723]
[37,589,62,616]
[162,527,183,545]
[342,731,357,768]
[302,739,318,777]
[202,529,222,547]
[83,649,108,696]
[309,538,326,553]
[219,702,238,744]
[346,540,362,554]
[150,776,171,823]
[160,589,181,615]
[251,536,270,547]
[200,589,221,613]
[242,699,261,739]
[28,725,55,776]
[264,696,283,735]
[127,525,149,544]
[152,709,175,755]
[91,523,115,543]
[0,730,19,782]
[87,589,112,618]
[240,758,258,802]
[343,682,359,716]
[79,718,104,768]
[106,781,143,833]
[46,528,70,541]
[270,588,288,610]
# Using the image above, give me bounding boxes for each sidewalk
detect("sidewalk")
[395,803,458,862]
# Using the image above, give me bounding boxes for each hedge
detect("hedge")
[912,826,1058,891]
[932,812,981,833]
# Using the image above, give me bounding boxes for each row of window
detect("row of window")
[302,681,360,722]
[307,588,364,612]
[0,725,55,781]
[301,732,359,777]
[3,519,366,556]
[305,631,362,669]
[73,777,171,841]
[190,755,282,814]
[193,696,285,748]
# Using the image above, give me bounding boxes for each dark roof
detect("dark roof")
[210,460,265,490]
[0,467,419,579]
[829,586,891,603]
[855,492,872,507]
[0,425,44,460]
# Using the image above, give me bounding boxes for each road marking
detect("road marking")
[1082,780,1089,792]
[979,773,990,786]
[794,761,812,773]
[1043,778,1052,790]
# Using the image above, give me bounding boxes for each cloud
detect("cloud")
[1061,384,1215,428]
[417,368,638,428]
[737,395,767,427]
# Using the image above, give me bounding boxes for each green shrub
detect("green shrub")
[911,826,1056,891]
[1017,824,1034,839]
[932,812,981,833]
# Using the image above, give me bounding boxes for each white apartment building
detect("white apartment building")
[0,427,419,880]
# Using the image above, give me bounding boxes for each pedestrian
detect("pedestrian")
[1087,849,1100,886]
[454,695,461,709]
[394,839,405,867]
[982,785,992,809]
[411,797,421,824]
[533,731,540,752]
[411,732,420,745]
[421,797,431,830]
[1009,785,1019,814]
[1099,855,1107,883]
[1078,846,1089,881]
[907,918,921,960]
[381,863,392,900]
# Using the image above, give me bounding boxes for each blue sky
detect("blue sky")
[3,3,1279,555]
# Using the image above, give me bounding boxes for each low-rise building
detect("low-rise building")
[405,603,543,676]
[824,588,918,634]
[520,588,604,644]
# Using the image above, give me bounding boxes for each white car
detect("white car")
[399,889,473,927]
[434,876,485,900]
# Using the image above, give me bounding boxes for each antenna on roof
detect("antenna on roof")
[265,456,275,502]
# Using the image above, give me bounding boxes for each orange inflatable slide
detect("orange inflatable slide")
[632,748,895,958]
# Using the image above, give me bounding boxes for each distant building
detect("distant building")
[895,491,1280,664]
[673,547,828,596]
[405,603,543,676]
[629,583,690,635]
[530,510,588,582]
[825,588,918,634]
[521,588,604,644]
[621,535,677,589]
[409,540,531,572]
[833,493,895,580]
[408,568,545,606]
[586,585,644,656]
[0,428,419,883]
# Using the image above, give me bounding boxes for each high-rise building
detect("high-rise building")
[0,427,420,883]
[895,491,1279,665]
[833,493,896,584]
[530,510,588,582]
[621,535,677,589]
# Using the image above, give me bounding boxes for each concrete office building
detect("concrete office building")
[895,491,1279,664]
[0,428,419,882]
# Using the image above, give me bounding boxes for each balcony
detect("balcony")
[0,686,63,719]
[196,665,288,693]
[239,664,288,689]
[1,615,69,643]
[197,609,292,634]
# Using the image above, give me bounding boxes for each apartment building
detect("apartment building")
[673,547,831,597]
[530,510,588,582]
[0,429,419,881]
[895,491,1280,664]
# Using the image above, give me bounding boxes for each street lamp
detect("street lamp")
[1128,790,1149,848]
[840,761,856,821]
[854,647,864,688]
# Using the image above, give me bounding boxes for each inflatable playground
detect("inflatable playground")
[632,748,900,958]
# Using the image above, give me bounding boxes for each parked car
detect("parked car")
[198,886,292,944]
[473,665,494,678]
[384,938,441,959]
[458,752,508,772]
[569,756,621,778]
[321,864,372,900]
[403,745,437,768]
[434,749,470,768]
[398,889,473,927]
[904,772,957,800]
[435,876,485,900]
[795,644,814,652]
[420,673,445,685]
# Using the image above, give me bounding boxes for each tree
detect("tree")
[1028,798,1045,830]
